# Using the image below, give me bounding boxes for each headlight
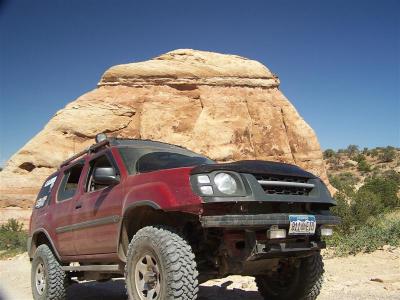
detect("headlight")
[214,173,237,195]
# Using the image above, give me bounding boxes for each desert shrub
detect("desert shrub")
[0,219,27,258]
[329,172,357,193]
[382,170,400,185]
[346,145,359,157]
[327,214,400,256]
[328,156,341,169]
[354,153,366,163]
[351,190,385,224]
[357,160,371,172]
[332,189,384,232]
[328,170,400,256]
[332,175,399,229]
[360,177,399,209]
[369,149,379,157]
[323,149,336,159]
[379,147,397,162]
[343,161,355,168]
[330,192,353,231]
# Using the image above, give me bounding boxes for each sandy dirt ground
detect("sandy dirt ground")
[0,249,399,300]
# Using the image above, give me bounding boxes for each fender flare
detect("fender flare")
[117,200,162,262]
[123,200,161,214]
[29,228,62,261]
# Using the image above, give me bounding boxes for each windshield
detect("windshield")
[119,147,213,174]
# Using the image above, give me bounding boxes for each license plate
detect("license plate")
[288,215,316,235]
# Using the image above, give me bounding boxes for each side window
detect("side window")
[86,154,116,192]
[35,175,57,208]
[118,148,140,175]
[57,163,84,202]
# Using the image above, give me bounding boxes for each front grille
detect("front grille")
[254,174,314,196]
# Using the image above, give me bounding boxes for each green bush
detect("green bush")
[328,156,341,169]
[326,214,400,256]
[329,172,357,195]
[360,177,399,209]
[346,144,359,157]
[343,161,355,168]
[354,153,366,163]
[0,219,27,258]
[351,190,385,224]
[330,192,353,231]
[369,149,379,157]
[357,160,371,172]
[323,149,336,159]
[328,169,400,256]
[382,170,400,185]
[379,147,397,162]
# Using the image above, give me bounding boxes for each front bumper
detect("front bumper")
[200,213,341,228]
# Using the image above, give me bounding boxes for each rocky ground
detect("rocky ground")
[0,249,399,300]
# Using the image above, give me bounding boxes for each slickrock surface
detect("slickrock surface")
[0,49,330,225]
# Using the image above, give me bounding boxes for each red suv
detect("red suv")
[28,134,340,300]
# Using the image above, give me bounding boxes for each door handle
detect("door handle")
[75,204,82,209]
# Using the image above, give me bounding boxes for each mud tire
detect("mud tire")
[31,244,68,300]
[125,226,199,300]
[256,252,324,300]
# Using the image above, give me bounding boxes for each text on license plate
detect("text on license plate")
[288,215,316,235]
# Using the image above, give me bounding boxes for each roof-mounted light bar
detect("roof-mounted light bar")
[95,133,108,144]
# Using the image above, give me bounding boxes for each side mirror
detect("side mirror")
[93,167,120,185]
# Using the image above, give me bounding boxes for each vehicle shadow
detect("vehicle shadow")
[67,280,126,300]
[67,279,263,300]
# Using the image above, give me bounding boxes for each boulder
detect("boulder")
[0,49,332,226]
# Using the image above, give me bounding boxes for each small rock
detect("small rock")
[345,160,358,166]
[382,245,395,252]
[370,278,384,283]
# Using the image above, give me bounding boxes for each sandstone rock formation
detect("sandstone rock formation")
[0,49,331,225]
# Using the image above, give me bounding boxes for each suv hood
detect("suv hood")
[190,160,316,179]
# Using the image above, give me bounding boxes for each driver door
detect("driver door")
[72,151,124,255]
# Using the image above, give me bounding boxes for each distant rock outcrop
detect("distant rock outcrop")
[0,49,331,225]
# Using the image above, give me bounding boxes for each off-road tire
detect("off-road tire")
[125,226,199,300]
[256,252,324,300]
[31,244,68,300]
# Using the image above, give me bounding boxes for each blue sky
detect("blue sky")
[0,0,399,166]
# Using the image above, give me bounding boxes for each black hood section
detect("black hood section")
[191,160,316,179]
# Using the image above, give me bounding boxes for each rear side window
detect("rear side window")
[136,151,211,173]
[35,175,57,209]
[57,163,84,202]
[118,148,140,174]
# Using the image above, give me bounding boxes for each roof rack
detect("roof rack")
[59,139,110,169]
[59,136,204,169]
[109,137,191,150]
